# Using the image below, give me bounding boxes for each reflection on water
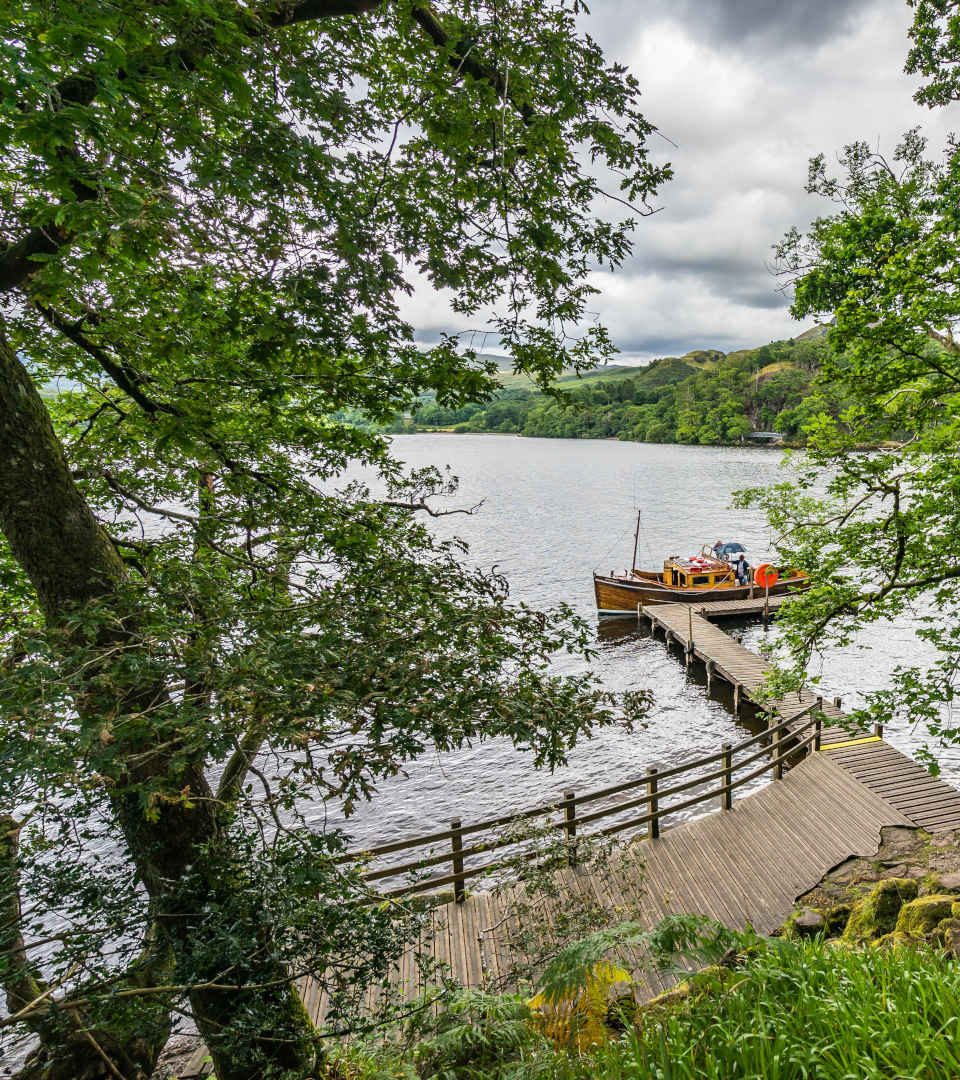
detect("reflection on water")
[314,434,958,852]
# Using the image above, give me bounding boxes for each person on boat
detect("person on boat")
[712,539,723,558]
[735,553,751,585]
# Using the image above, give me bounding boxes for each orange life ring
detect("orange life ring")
[754,563,779,589]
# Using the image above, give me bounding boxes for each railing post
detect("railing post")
[722,742,733,810]
[647,766,660,839]
[774,720,784,780]
[563,789,577,866]
[834,696,842,709]
[874,721,884,739]
[450,819,465,903]
[815,695,823,752]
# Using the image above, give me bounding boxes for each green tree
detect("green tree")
[0,2,665,1078]
[674,393,705,443]
[724,413,753,442]
[743,2,960,750]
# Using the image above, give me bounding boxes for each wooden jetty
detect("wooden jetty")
[182,602,960,1076]
[640,602,960,830]
[692,593,790,619]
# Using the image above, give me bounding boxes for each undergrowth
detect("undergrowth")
[335,935,960,1080]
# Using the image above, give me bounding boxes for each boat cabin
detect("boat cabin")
[661,554,734,589]
[596,527,807,615]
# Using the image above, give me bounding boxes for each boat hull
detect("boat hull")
[594,572,809,616]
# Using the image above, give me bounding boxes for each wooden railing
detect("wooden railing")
[340,700,830,902]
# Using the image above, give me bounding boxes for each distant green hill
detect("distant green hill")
[396,329,840,446]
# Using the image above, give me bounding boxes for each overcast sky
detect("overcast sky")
[405,0,957,363]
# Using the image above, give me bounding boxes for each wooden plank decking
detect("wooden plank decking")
[256,749,915,1056]
[641,603,960,831]
[182,604,960,1077]
[442,751,911,994]
[691,593,790,618]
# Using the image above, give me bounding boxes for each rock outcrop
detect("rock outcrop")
[781,826,960,951]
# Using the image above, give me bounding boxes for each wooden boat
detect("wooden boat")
[594,516,809,616]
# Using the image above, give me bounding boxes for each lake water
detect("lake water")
[312,434,960,850]
[5,433,957,1073]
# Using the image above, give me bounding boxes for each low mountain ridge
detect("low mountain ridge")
[401,330,838,446]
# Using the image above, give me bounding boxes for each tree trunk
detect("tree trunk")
[0,329,317,1079]
[13,1009,172,1080]
[2,817,173,1080]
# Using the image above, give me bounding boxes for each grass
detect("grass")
[611,939,960,1079]
[337,936,960,1080]
[494,365,650,391]
[756,361,796,378]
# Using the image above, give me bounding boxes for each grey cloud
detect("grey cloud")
[670,0,874,47]
[407,1,945,361]
[584,0,874,55]
[727,287,790,311]
[613,251,787,311]
[613,327,786,359]
[633,250,767,279]
[605,332,707,357]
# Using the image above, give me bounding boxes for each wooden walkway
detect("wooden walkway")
[183,604,960,1076]
[202,748,909,1066]
[271,750,916,1044]
[407,752,912,1000]
[642,602,960,830]
[691,594,790,618]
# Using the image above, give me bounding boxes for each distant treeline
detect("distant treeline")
[389,332,844,446]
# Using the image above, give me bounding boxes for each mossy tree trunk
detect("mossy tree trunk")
[0,332,317,1078]
[2,816,174,1080]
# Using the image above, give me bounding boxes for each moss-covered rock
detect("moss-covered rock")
[940,918,960,957]
[842,878,918,944]
[920,872,947,896]
[894,895,956,938]
[872,931,914,950]
[824,904,852,935]
[782,903,852,941]
[782,907,825,940]
[638,964,743,1019]
[790,827,960,952]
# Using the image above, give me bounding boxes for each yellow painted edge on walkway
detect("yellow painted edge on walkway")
[819,735,882,751]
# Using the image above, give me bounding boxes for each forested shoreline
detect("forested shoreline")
[393,327,842,446]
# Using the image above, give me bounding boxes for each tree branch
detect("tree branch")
[101,471,200,525]
[271,0,384,22]
[0,327,127,615]
[0,222,76,295]
[381,498,484,517]
[410,3,534,122]
[36,304,176,416]
[864,564,960,600]
[926,325,960,356]
[0,816,50,1031]
[216,727,269,808]
[2,0,535,295]
[0,1,383,295]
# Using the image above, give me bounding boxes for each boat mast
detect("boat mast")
[631,509,641,572]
